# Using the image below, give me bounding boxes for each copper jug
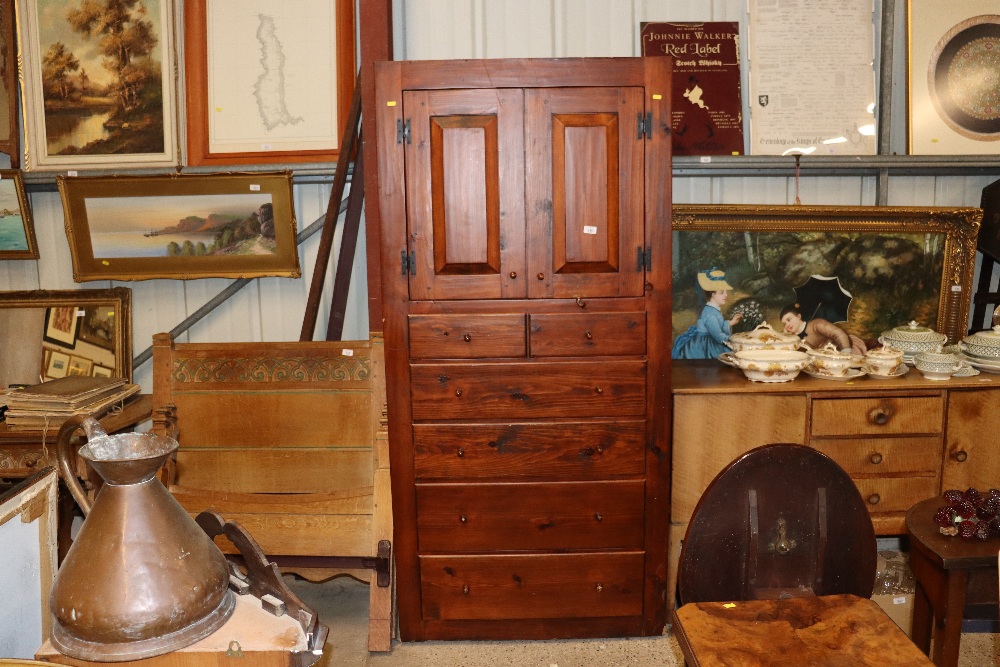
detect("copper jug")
[50,415,235,661]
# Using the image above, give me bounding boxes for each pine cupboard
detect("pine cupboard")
[375,57,672,640]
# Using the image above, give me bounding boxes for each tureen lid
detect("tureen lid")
[806,341,851,359]
[867,344,903,358]
[964,325,1000,349]
[729,322,799,345]
[881,321,947,343]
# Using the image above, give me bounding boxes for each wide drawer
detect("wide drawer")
[410,360,646,420]
[409,314,526,359]
[420,552,645,620]
[811,436,941,476]
[413,420,646,480]
[852,477,940,514]
[528,312,645,357]
[416,480,645,551]
[811,395,943,437]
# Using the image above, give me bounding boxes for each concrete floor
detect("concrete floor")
[287,576,1000,666]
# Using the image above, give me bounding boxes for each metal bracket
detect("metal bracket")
[636,245,651,272]
[396,118,411,144]
[637,112,652,140]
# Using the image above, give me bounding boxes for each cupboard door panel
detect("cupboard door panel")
[525,87,645,299]
[420,552,645,620]
[404,88,526,300]
[943,389,1000,491]
[416,480,645,551]
[410,360,647,420]
[413,420,646,480]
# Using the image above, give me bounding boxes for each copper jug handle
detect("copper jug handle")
[57,415,105,516]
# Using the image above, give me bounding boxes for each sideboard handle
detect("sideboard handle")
[870,452,883,465]
[952,450,968,463]
[867,406,892,425]
[868,493,881,505]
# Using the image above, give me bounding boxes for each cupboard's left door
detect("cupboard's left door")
[403,88,527,301]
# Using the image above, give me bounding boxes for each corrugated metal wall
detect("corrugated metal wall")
[1,0,995,393]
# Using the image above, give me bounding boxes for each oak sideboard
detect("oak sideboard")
[669,360,1000,601]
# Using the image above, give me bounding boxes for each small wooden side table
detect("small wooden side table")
[906,496,1000,667]
[672,594,933,666]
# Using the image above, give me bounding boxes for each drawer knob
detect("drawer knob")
[576,297,586,308]
[867,406,893,425]
[868,493,881,506]
[952,450,968,463]
[510,272,517,279]
[463,333,471,342]
[595,387,604,395]
[584,331,593,340]
[460,514,468,523]
[536,272,544,280]
[457,447,465,458]
[462,584,470,595]
[870,452,883,465]
[455,389,463,397]
[594,512,603,522]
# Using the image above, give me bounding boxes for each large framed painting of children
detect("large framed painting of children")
[671,205,981,360]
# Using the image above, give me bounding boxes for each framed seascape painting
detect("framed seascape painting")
[671,205,981,361]
[15,0,178,170]
[58,171,300,281]
[184,0,356,166]
[0,170,38,259]
[908,0,1000,154]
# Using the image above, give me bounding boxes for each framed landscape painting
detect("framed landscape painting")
[58,171,300,281]
[16,0,178,170]
[672,205,981,355]
[0,170,38,259]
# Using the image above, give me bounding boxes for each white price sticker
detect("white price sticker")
[342,349,354,356]
[249,184,261,191]
[68,170,78,177]
[261,144,272,150]
[583,225,598,235]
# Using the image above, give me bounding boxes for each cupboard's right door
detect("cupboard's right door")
[524,87,646,299]
[403,88,527,301]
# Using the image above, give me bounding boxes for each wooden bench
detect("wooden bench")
[150,333,393,651]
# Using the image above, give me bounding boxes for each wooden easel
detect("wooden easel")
[300,77,366,341]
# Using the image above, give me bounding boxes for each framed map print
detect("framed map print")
[15,0,179,170]
[184,0,356,166]
[908,0,1000,154]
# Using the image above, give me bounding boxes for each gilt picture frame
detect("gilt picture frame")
[184,0,356,166]
[0,0,19,165]
[58,171,300,281]
[15,0,179,170]
[672,205,981,353]
[42,304,78,347]
[0,170,38,259]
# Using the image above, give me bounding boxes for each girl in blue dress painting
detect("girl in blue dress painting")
[672,268,743,359]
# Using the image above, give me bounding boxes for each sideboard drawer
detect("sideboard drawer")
[420,552,645,620]
[416,480,645,551]
[811,436,941,476]
[410,360,647,420]
[811,396,943,437]
[852,477,940,514]
[413,420,645,480]
[528,312,646,357]
[409,314,526,359]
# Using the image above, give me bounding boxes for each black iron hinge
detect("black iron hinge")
[401,249,416,275]
[637,112,652,140]
[636,245,652,271]
[397,118,411,144]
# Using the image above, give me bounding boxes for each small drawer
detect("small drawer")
[529,312,645,357]
[416,480,645,551]
[420,552,645,620]
[409,314,526,359]
[413,419,645,480]
[852,477,940,514]
[811,396,943,437]
[410,360,646,420]
[811,436,941,476]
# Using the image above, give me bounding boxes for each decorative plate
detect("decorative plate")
[864,364,910,380]
[928,15,1000,141]
[803,367,866,381]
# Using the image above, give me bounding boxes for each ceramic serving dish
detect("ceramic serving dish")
[913,351,963,380]
[806,341,853,377]
[960,325,1000,358]
[726,322,801,353]
[732,349,810,383]
[878,321,947,360]
[863,345,905,376]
